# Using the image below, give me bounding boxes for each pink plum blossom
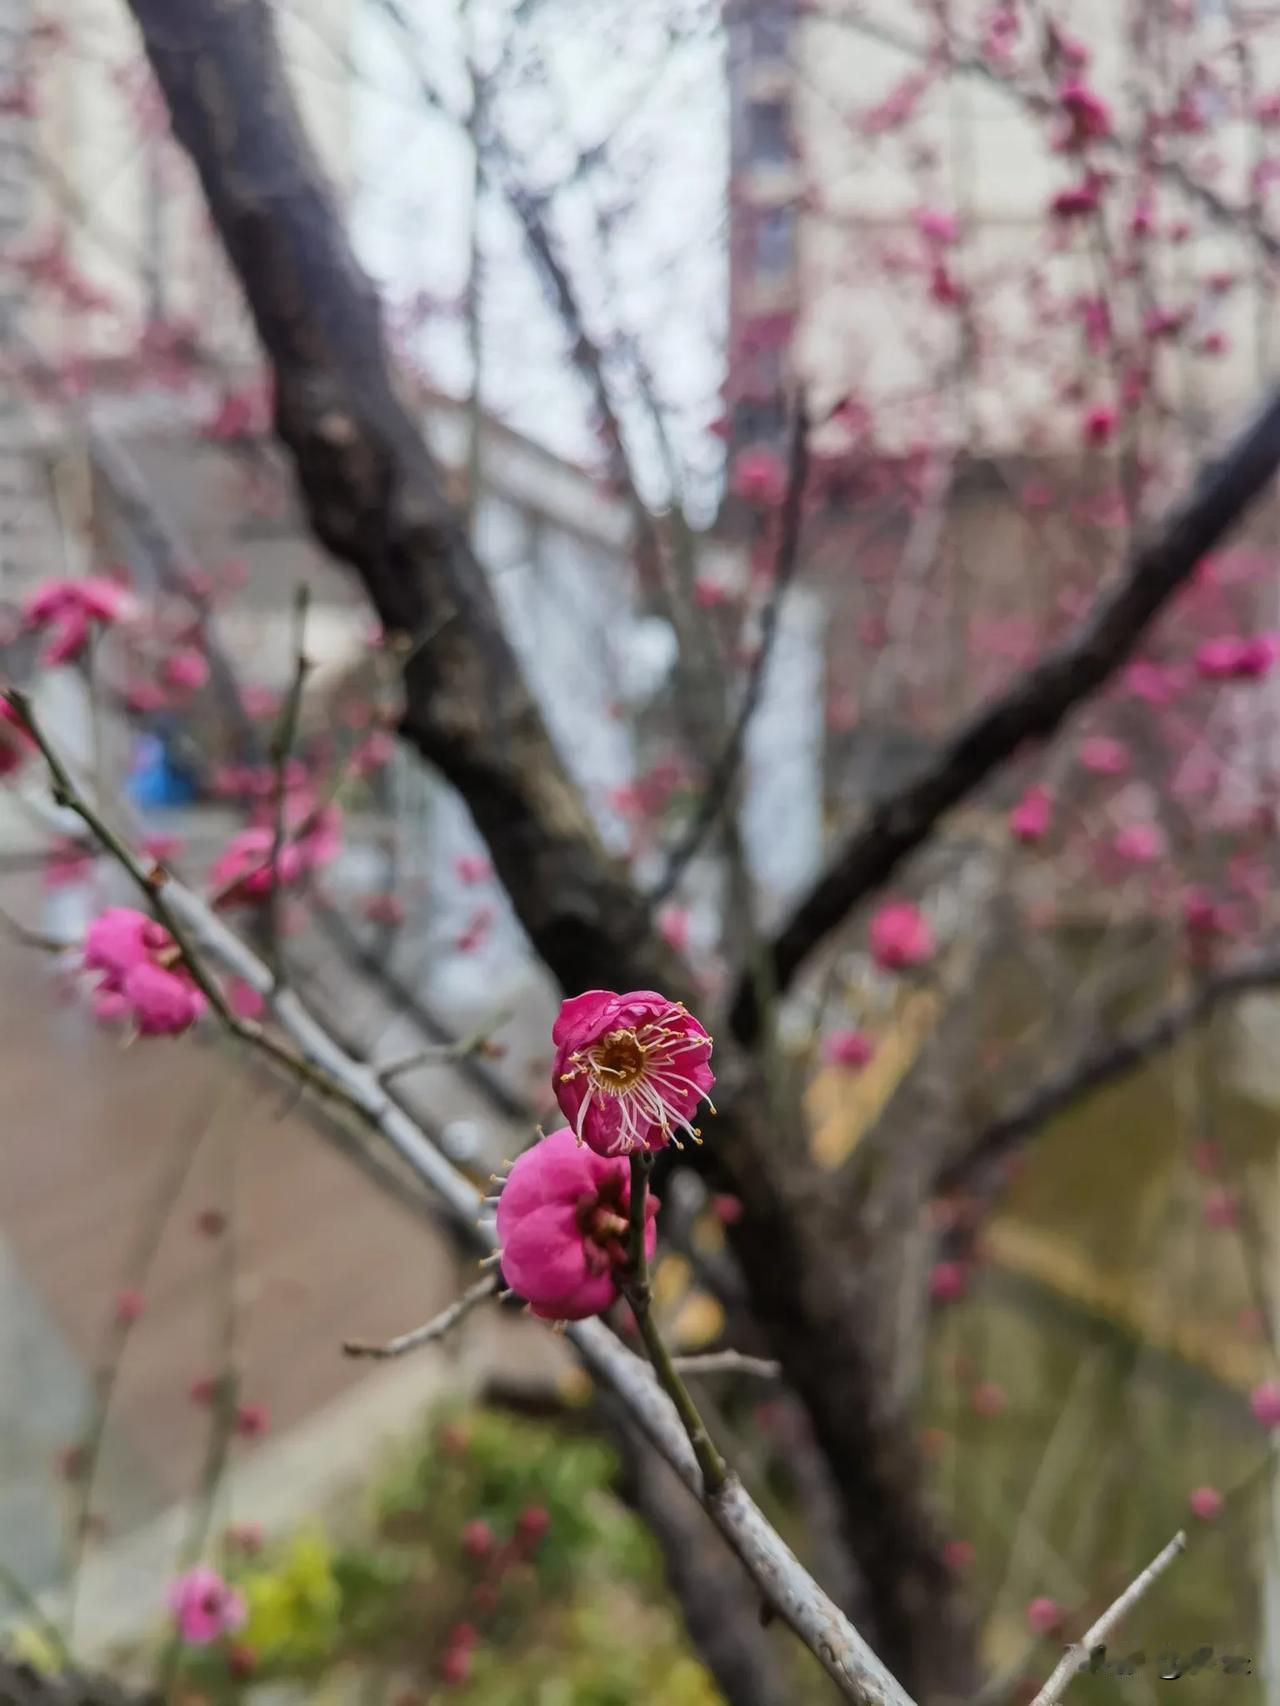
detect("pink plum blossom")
[242,685,280,719]
[1202,1187,1239,1230]
[1181,888,1223,937]
[235,1401,268,1438]
[350,730,395,777]
[43,837,94,891]
[1251,1381,1280,1428]
[461,1519,494,1558]
[929,1261,968,1304]
[1189,1486,1223,1521]
[455,904,494,954]
[1082,404,1116,445]
[229,979,265,1020]
[0,699,32,777]
[141,832,184,865]
[24,575,130,666]
[1009,786,1052,844]
[1027,1597,1064,1636]
[823,1029,876,1069]
[1051,175,1103,219]
[552,989,714,1156]
[207,805,339,908]
[1058,77,1111,146]
[91,988,131,1028]
[1079,735,1129,775]
[731,446,787,508]
[916,206,958,244]
[210,826,305,904]
[162,648,210,693]
[495,1127,658,1320]
[1190,1140,1221,1176]
[166,1565,246,1646]
[363,892,405,926]
[970,1381,1006,1418]
[942,1538,974,1573]
[869,901,935,971]
[113,1288,144,1324]
[1112,823,1164,865]
[1194,635,1274,682]
[122,960,204,1037]
[83,907,204,1038]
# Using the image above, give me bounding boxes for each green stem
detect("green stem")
[624,1153,727,1495]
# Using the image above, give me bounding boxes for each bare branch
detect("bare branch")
[732,387,1280,1044]
[937,948,1280,1196]
[343,1272,498,1359]
[671,1351,782,1379]
[14,704,913,1706]
[125,0,676,1002]
[376,1003,512,1084]
[1029,1533,1187,1706]
[648,405,810,907]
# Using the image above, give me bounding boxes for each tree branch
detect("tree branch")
[648,405,810,907]
[124,0,678,1002]
[731,387,1280,1044]
[15,705,911,1706]
[936,948,1280,1196]
[119,5,972,1687]
[1029,1532,1187,1706]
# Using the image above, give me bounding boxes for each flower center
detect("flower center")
[586,1204,630,1246]
[588,1028,648,1092]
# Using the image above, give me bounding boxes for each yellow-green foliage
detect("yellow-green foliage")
[166,1404,721,1703]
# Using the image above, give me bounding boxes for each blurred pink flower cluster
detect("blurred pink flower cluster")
[83,907,204,1037]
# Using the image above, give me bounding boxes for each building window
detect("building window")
[747,98,791,167]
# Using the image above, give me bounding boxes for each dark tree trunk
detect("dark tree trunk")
[122,2,978,1695]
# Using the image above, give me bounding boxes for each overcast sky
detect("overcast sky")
[349,0,728,512]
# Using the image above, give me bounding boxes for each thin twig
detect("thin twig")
[0,903,76,954]
[936,947,1280,1195]
[649,405,810,908]
[376,1003,511,1083]
[343,1272,498,1359]
[1028,1532,1187,1706]
[13,688,912,1705]
[670,1351,782,1379]
[4,690,371,1118]
[732,383,1280,1044]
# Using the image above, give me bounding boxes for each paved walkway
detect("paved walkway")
[0,838,559,1650]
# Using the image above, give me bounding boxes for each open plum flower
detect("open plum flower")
[83,906,205,1037]
[209,801,341,909]
[166,1564,247,1646]
[0,699,32,778]
[552,988,714,1157]
[495,1127,657,1321]
[23,575,131,667]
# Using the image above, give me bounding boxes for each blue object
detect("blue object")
[127,731,197,807]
